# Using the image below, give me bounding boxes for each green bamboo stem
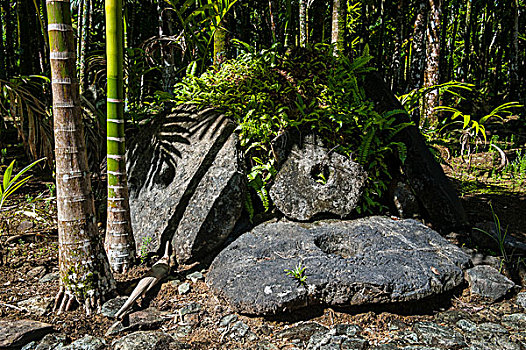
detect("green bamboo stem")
[105,0,135,273]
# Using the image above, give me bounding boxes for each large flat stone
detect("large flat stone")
[270,134,367,221]
[0,319,54,349]
[207,217,471,315]
[127,106,245,263]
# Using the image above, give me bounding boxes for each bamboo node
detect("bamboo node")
[48,24,74,32]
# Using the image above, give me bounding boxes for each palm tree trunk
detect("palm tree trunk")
[105,0,135,273]
[47,0,116,314]
[410,0,428,124]
[331,0,346,56]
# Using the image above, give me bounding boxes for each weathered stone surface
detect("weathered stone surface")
[276,322,328,342]
[62,335,106,350]
[101,296,128,318]
[33,333,68,350]
[306,324,367,350]
[270,135,366,221]
[207,217,470,314]
[17,296,52,316]
[38,272,58,283]
[465,265,515,302]
[26,266,46,280]
[112,331,174,350]
[106,308,164,336]
[0,319,54,349]
[127,106,245,263]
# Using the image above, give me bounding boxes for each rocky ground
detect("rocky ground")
[1,144,526,349]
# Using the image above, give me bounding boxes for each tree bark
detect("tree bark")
[331,0,346,56]
[299,0,307,47]
[105,0,135,273]
[2,0,15,76]
[461,0,472,81]
[509,0,519,100]
[0,7,5,80]
[409,0,428,123]
[423,0,441,127]
[46,0,116,314]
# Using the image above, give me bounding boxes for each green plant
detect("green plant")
[1,148,6,164]
[0,158,44,210]
[284,262,307,286]
[171,44,410,214]
[473,203,509,270]
[139,236,153,264]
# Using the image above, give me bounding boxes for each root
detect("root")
[53,286,77,315]
[490,143,508,171]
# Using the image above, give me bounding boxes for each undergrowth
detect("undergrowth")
[168,44,410,215]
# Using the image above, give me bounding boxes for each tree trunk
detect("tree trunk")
[390,0,404,91]
[409,0,428,123]
[47,0,116,314]
[461,0,472,81]
[2,0,15,76]
[0,7,5,80]
[299,0,307,47]
[331,0,346,56]
[268,0,277,43]
[509,0,519,100]
[423,0,441,127]
[78,0,90,94]
[214,22,228,65]
[17,0,41,74]
[105,0,135,273]
[284,0,293,47]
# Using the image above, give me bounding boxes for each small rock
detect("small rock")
[413,322,465,348]
[106,308,164,336]
[17,296,52,316]
[465,265,515,302]
[112,331,175,350]
[218,314,238,327]
[456,319,477,333]
[0,319,54,349]
[333,324,362,337]
[178,282,190,295]
[179,302,201,316]
[27,266,46,279]
[34,333,68,350]
[62,335,106,350]
[171,325,192,339]
[501,313,526,330]
[276,322,328,342]
[516,292,526,309]
[186,271,203,283]
[39,272,59,283]
[18,220,34,232]
[101,296,128,318]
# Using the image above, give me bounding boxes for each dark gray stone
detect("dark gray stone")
[465,322,521,350]
[270,135,366,221]
[306,327,368,350]
[0,320,54,349]
[179,302,201,316]
[101,296,128,318]
[412,322,465,348]
[207,217,470,314]
[62,335,106,350]
[112,331,175,350]
[391,181,419,219]
[106,308,164,336]
[465,265,515,302]
[127,106,245,263]
[362,72,468,231]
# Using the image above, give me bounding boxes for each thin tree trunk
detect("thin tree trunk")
[214,22,228,65]
[0,8,5,80]
[423,0,441,127]
[284,0,292,47]
[299,0,307,47]
[269,0,277,43]
[3,0,15,76]
[105,0,135,273]
[509,0,519,100]
[390,0,404,91]
[47,0,116,314]
[331,0,346,56]
[439,0,448,83]
[409,0,428,124]
[78,0,90,94]
[461,0,472,81]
